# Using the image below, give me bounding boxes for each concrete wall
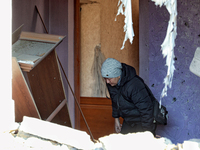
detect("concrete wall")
[140,0,200,144]
[12,0,75,127]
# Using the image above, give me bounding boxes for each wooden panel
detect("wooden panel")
[12,57,40,122]
[51,103,72,127]
[80,97,111,105]
[27,50,71,127]
[80,0,100,4]
[79,97,124,140]
[80,97,115,140]
[75,0,81,129]
[20,31,65,43]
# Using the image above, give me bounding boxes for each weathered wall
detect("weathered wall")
[80,3,101,97]
[101,0,139,71]
[12,0,49,33]
[80,0,139,97]
[12,0,75,127]
[140,0,200,144]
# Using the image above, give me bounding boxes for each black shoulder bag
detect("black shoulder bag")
[136,76,168,125]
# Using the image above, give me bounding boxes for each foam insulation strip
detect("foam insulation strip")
[151,0,177,102]
[116,0,135,50]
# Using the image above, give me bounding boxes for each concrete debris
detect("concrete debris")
[189,47,200,77]
[0,131,71,150]
[99,131,176,150]
[19,116,94,150]
[178,139,200,150]
[1,116,200,150]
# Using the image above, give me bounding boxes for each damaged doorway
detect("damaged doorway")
[75,0,139,140]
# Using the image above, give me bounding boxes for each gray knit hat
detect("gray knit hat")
[101,58,122,78]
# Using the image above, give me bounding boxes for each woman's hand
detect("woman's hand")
[115,118,122,133]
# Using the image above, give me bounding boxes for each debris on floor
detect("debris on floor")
[1,116,200,150]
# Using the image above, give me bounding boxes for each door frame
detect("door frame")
[74,0,81,129]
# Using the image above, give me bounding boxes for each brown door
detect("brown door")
[75,0,139,140]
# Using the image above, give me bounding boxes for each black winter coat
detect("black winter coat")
[107,63,155,131]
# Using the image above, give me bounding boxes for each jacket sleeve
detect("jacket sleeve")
[107,84,120,118]
[129,80,154,131]
[112,102,120,118]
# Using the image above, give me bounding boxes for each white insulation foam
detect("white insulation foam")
[152,0,177,103]
[116,0,135,50]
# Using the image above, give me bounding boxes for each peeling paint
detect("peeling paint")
[148,0,200,144]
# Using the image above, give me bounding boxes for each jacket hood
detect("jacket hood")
[119,63,137,86]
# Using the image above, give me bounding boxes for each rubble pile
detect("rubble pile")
[1,116,200,150]
[0,131,72,150]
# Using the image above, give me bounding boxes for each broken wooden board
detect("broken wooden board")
[12,24,24,44]
[12,31,65,72]
[12,57,41,122]
[26,50,72,127]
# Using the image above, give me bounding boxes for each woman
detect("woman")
[101,58,156,135]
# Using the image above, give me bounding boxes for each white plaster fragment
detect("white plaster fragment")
[24,137,57,149]
[98,131,175,150]
[151,0,177,102]
[189,47,200,77]
[116,0,135,50]
[19,116,94,150]
[183,140,200,150]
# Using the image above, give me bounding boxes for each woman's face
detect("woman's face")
[104,76,120,86]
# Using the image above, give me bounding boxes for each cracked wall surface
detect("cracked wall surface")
[145,0,200,144]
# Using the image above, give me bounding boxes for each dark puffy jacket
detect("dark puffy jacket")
[107,63,154,131]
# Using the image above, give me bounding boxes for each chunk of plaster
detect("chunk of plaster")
[189,47,200,77]
[19,116,94,150]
